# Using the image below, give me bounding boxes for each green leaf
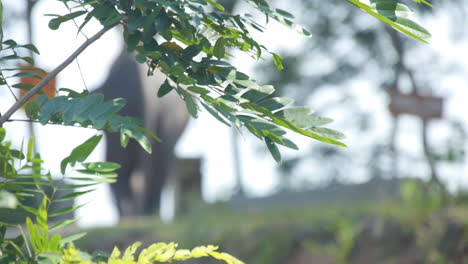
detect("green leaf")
[309,127,346,140]
[23,44,40,54]
[54,189,95,202]
[26,217,43,253]
[123,242,142,261]
[278,137,299,150]
[412,0,433,7]
[59,183,99,190]
[59,88,88,98]
[154,243,177,261]
[223,70,259,89]
[36,197,48,234]
[121,128,152,153]
[78,12,93,34]
[21,56,34,65]
[0,54,20,62]
[110,246,121,260]
[206,0,225,11]
[48,11,87,30]
[48,233,62,252]
[27,136,35,161]
[213,38,226,59]
[174,249,192,261]
[49,219,78,232]
[49,204,83,218]
[48,18,62,30]
[272,53,284,70]
[243,103,346,147]
[177,89,199,118]
[306,116,334,127]
[60,232,87,245]
[275,107,314,128]
[121,132,130,148]
[182,44,201,60]
[294,25,312,37]
[275,8,294,19]
[391,17,431,40]
[191,245,218,257]
[241,85,275,102]
[265,138,281,162]
[3,39,16,46]
[81,162,121,172]
[158,79,175,97]
[273,117,346,147]
[12,83,35,91]
[136,126,161,142]
[209,250,245,264]
[12,72,42,79]
[0,127,5,142]
[201,102,231,127]
[239,116,277,132]
[25,101,41,120]
[19,204,38,215]
[60,135,102,174]
[372,1,414,18]
[103,13,124,26]
[155,9,171,33]
[188,86,210,95]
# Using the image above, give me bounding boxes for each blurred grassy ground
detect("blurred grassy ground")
[75,181,468,264]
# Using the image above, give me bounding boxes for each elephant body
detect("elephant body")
[97,50,190,217]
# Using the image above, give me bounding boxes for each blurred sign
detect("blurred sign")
[389,92,443,119]
[18,65,56,104]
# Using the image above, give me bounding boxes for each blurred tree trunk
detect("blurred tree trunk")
[388,29,441,186]
[26,0,38,147]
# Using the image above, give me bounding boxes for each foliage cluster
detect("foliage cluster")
[0,0,432,263]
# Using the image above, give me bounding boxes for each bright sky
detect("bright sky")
[1,0,467,226]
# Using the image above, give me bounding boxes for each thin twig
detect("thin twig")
[64,2,91,92]
[75,57,89,91]
[0,24,117,126]
[63,0,90,40]
[0,70,19,101]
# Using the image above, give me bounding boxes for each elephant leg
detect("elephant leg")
[141,140,175,215]
[106,132,139,217]
[141,112,183,216]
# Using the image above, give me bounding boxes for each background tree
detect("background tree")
[255,0,467,190]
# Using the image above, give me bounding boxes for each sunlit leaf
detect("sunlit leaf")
[60,135,102,174]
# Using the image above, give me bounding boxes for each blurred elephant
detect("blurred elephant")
[96,50,190,217]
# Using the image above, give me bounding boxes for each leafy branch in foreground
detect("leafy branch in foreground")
[0,25,115,126]
[39,0,350,161]
[0,128,120,262]
[348,0,431,43]
[43,242,245,264]
[1,0,431,161]
[25,92,159,154]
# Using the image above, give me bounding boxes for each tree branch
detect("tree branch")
[0,24,117,126]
